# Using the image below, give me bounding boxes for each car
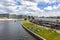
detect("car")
[14,20,16,22]
[43,24,51,27]
[43,22,51,27]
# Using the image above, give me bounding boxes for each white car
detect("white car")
[43,23,51,27]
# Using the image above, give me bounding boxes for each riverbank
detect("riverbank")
[0,19,24,22]
[22,21,60,40]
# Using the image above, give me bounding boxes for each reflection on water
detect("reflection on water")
[0,20,37,40]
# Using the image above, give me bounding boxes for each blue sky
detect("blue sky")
[0,0,60,17]
[37,2,60,10]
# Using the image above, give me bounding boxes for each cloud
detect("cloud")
[21,1,37,6]
[44,3,60,10]
[24,0,57,3]
[14,0,44,16]
[44,6,53,10]
[0,0,60,17]
[0,0,17,14]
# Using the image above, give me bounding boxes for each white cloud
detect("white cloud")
[13,0,44,16]
[52,4,60,9]
[0,0,60,17]
[25,0,57,3]
[44,6,53,10]
[22,1,37,6]
[14,0,60,17]
[0,4,3,7]
[0,0,17,14]
[53,6,58,9]
[58,4,60,8]
[44,3,60,10]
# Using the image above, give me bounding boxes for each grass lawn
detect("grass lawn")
[23,21,60,40]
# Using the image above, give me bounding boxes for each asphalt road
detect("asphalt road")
[0,20,37,40]
[35,18,60,22]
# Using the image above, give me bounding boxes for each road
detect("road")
[35,18,60,22]
[0,20,37,40]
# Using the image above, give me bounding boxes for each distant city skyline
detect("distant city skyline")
[0,0,60,17]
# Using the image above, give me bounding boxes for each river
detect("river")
[0,20,37,40]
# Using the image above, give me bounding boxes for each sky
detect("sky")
[0,0,60,17]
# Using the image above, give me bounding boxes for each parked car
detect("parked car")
[52,22,60,30]
[43,22,51,27]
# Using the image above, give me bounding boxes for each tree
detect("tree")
[28,16,31,19]
[32,16,34,20]
[24,18,27,20]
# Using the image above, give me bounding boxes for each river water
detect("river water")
[0,20,37,40]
